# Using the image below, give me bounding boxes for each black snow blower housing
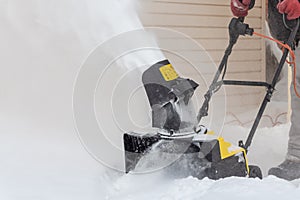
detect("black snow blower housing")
[123,16,299,180]
[123,60,259,179]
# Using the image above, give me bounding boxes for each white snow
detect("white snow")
[1,118,300,199]
[1,0,300,199]
[106,174,300,200]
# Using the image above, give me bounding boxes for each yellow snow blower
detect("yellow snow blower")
[123,15,299,179]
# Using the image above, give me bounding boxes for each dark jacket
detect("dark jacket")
[267,0,300,43]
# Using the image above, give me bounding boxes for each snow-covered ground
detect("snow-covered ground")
[1,118,300,199]
[106,173,300,200]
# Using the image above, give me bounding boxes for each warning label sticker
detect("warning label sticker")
[159,64,179,81]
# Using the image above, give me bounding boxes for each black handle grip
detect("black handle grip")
[238,17,245,22]
[238,0,256,9]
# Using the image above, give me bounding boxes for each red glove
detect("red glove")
[231,0,252,17]
[277,0,300,20]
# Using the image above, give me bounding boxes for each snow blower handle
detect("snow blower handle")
[229,17,253,45]
[242,17,300,152]
[195,17,254,133]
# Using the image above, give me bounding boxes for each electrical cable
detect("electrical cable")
[252,31,300,98]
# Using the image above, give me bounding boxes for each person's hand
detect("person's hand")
[277,0,300,20]
[231,0,252,17]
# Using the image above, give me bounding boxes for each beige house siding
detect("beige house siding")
[139,0,266,112]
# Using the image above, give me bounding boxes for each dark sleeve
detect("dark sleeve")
[268,0,300,42]
[249,0,256,10]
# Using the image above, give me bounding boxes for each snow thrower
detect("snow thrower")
[123,16,299,180]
